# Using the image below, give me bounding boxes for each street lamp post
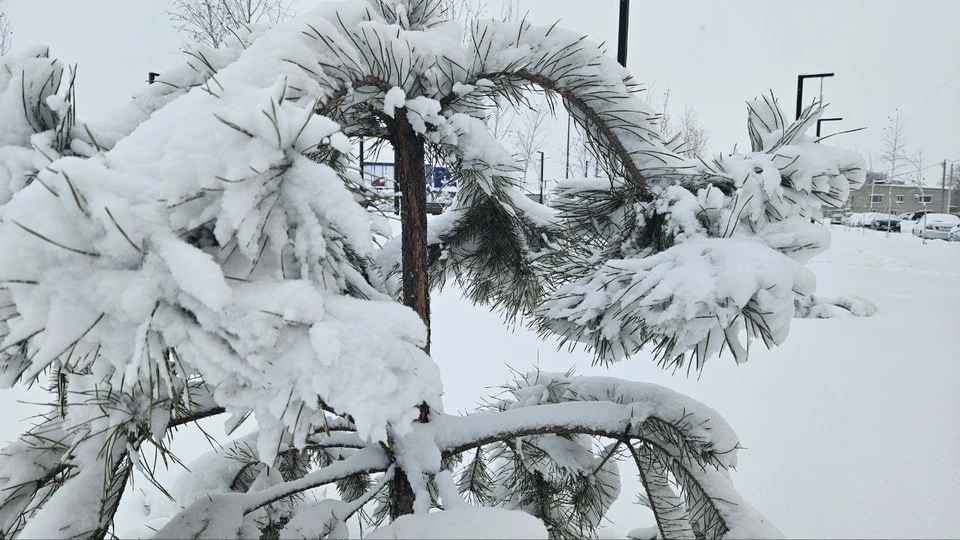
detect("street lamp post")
[816,117,843,137]
[617,0,630,68]
[796,73,834,120]
[359,138,365,181]
[538,151,545,204]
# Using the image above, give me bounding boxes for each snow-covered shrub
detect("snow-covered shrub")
[0,23,440,537]
[538,95,866,369]
[0,1,868,538]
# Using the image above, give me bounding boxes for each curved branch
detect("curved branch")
[152,447,390,539]
[625,439,695,540]
[429,401,728,460]
[168,405,226,429]
[243,445,389,513]
[476,69,652,198]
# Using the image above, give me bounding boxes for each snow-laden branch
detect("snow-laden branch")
[536,238,814,367]
[152,446,390,539]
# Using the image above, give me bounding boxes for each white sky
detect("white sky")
[4,0,959,183]
[5,0,959,184]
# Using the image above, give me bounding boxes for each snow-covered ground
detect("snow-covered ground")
[430,225,960,539]
[1,225,957,538]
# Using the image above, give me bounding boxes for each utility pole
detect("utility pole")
[617,0,630,68]
[944,160,948,213]
[950,163,955,213]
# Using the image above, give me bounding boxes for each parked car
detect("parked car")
[829,214,843,225]
[846,212,868,227]
[871,214,901,232]
[849,212,886,228]
[903,210,931,221]
[949,224,960,242]
[912,213,960,240]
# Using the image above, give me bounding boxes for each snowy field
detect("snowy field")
[1,225,957,539]
[430,225,960,539]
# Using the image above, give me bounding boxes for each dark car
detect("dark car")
[871,214,901,232]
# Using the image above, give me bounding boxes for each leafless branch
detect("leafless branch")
[0,3,12,56]
[166,0,293,49]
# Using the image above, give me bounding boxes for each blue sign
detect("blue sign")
[425,165,455,188]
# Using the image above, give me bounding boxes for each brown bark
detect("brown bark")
[388,468,418,520]
[386,110,432,520]
[392,110,431,355]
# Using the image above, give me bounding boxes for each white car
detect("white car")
[846,212,866,227]
[912,213,960,240]
[949,224,960,242]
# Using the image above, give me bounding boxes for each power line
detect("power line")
[904,159,958,174]
[902,66,960,123]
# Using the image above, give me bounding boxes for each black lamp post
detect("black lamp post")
[359,139,365,181]
[796,73,834,119]
[565,1,628,184]
[816,117,843,137]
[617,0,630,68]
[538,151,545,204]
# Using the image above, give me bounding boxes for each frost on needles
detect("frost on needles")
[0,1,866,538]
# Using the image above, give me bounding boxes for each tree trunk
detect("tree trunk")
[387,110,431,520]
[393,111,431,354]
[389,468,418,520]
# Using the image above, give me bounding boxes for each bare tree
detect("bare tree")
[511,94,551,187]
[439,0,518,28]
[0,3,12,56]
[674,106,710,157]
[167,0,293,48]
[438,0,487,34]
[443,0,534,181]
[878,110,909,182]
[902,149,929,218]
[877,109,909,211]
[562,120,603,179]
[651,84,710,158]
[498,0,520,21]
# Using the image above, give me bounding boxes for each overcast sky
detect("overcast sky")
[4,0,958,182]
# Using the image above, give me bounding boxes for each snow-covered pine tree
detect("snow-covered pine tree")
[0,1,868,538]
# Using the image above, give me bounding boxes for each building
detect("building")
[845,181,952,215]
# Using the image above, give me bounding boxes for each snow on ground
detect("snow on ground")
[431,225,960,539]
[0,226,956,538]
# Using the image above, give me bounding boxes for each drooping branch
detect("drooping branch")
[626,439,695,540]
[428,401,735,462]
[477,68,652,197]
[153,446,390,538]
